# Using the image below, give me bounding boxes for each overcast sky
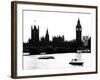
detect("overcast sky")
[23,10,91,43]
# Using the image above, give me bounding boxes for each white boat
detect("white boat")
[69,52,84,66]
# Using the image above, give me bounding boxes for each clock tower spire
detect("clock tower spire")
[76,18,82,47]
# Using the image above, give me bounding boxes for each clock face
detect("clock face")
[80,28,82,31]
[76,28,82,31]
[76,28,78,31]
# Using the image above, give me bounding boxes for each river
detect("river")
[23,53,95,71]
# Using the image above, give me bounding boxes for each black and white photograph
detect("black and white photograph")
[11,1,97,78]
[23,9,91,69]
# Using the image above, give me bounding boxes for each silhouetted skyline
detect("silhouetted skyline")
[23,18,91,55]
[23,10,91,43]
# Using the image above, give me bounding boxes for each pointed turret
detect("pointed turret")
[34,25,37,30]
[45,28,49,43]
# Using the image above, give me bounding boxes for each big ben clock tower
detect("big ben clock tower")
[76,18,82,47]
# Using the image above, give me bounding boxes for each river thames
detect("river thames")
[23,53,95,71]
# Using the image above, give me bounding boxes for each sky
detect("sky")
[23,10,91,43]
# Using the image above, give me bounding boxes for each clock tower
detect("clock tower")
[76,18,82,47]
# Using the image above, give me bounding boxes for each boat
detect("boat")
[69,58,83,65]
[69,52,84,66]
[38,56,55,59]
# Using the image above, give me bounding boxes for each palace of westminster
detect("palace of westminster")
[23,19,91,55]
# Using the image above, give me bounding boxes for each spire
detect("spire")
[45,28,49,42]
[46,28,49,35]
[76,18,81,28]
[78,17,80,24]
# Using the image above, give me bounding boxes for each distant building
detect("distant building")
[83,36,89,46]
